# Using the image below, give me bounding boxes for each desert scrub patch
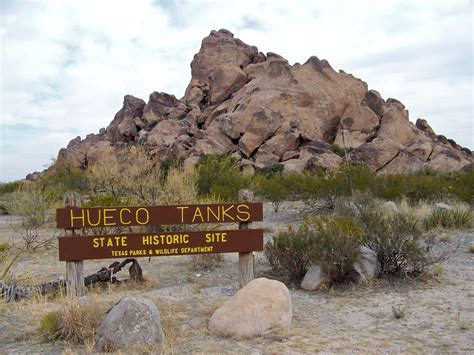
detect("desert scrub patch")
[38,310,62,342]
[304,215,362,282]
[360,210,448,276]
[423,209,472,230]
[265,224,313,281]
[254,174,290,212]
[189,253,223,271]
[265,216,362,283]
[37,297,107,346]
[196,154,252,201]
[0,243,10,252]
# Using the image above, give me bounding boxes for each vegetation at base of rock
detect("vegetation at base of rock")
[265,216,362,282]
[423,209,472,230]
[0,180,23,196]
[359,210,446,276]
[255,163,284,178]
[38,298,106,345]
[305,216,362,282]
[265,225,313,281]
[38,311,62,342]
[196,155,251,201]
[331,144,351,158]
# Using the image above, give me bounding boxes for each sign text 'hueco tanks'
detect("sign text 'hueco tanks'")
[58,229,264,261]
[56,203,263,229]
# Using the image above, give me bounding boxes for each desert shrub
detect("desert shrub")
[0,243,10,252]
[469,245,474,253]
[255,175,290,212]
[299,165,375,211]
[0,180,23,196]
[38,310,62,342]
[162,166,198,205]
[189,253,223,271]
[3,182,57,251]
[255,163,284,178]
[196,155,251,201]
[159,156,184,183]
[375,172,446,203]
[305,215,362,282]
[265,225,313,281]
[446,168,474,204]
[38,299,105,345]
[0,247,22,280]
[360,211,445,275]
[423,208,472,230]
[87,145,163,205]
[40,161,88,197]
[4,181,56,227]
[331,144,352,158]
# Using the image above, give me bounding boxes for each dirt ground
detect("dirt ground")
[0,202,473,354]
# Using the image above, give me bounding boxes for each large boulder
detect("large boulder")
[107,95,145,143]
[53,29,473,176]
[301,265,330,290]
[333,103,379,149]
[352,246,381,283]
[94,297,165,352]
[142,91,178,126]
[208,278,292,338]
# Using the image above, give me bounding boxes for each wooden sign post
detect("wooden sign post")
[57,192,264,296]
[63,192,85,297]
[238,189,254,288]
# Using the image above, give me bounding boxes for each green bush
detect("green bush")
[305,216,363,282]
[40,161,88,197]
[423,209,472,230]
[265,225,313,281]
[255,163,284,178]
[299,165,375,211]
[196,155,251,201]
[38,311,62,342]
[265,216,363,282]
[0,180,23,196]
[255,175,290,212]
[360,211,443,275]
[331,144,352,158]
[0,243,10,252]
[159,156,184,183]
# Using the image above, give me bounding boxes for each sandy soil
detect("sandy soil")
[0,202,473,354]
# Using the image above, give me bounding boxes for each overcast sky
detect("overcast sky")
[1,0,472,181]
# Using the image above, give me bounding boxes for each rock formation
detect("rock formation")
[56,29,472,174]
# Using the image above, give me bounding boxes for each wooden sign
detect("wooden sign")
[58,229,263,261]
[56,202,263,229]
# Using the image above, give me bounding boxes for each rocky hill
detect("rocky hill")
[55,29,472,176]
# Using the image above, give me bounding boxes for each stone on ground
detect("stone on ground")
[301,265,330,290]
[94,297,165,352]
[208,278,292,338]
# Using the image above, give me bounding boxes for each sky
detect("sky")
[0,0,472,182]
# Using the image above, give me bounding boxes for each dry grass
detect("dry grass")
[396,198,433,220]
[151,297,188,353]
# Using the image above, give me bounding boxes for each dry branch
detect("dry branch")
[0,258,143,303]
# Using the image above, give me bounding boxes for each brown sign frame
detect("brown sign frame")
[58,229,264,261]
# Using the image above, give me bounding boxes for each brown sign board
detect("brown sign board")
[58,229,263,261]
[56,203,263,229]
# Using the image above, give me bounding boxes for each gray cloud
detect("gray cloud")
[0,0,472,181]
